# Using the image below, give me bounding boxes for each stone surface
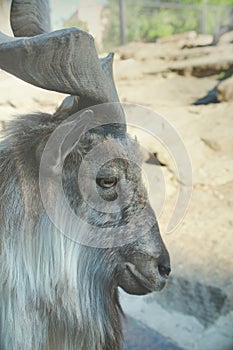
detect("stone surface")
[120,291,233,350]
[115,41,233,78]
[115,39,233,350]
[123,316,184,350]
[217,75,233,102]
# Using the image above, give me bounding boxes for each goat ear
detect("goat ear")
[54,96,79,117]
[59,111,94,162]
[39,109,94,175]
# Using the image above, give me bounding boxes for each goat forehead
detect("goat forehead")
[84,134,143,166]
[80,135,143,182]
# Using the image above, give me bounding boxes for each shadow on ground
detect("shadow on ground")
[123,316,184,350]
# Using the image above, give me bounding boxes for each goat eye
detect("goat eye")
[96,177,118,189]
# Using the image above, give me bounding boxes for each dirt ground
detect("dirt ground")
[113,38,233,290]
[113,38,233,349]
[0,34,232,349]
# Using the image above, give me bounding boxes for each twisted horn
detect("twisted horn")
[100,53,119,103]
[10,0,51,36]
[0,28,118,106]
[10,0,119,107]
[0,0,125,129]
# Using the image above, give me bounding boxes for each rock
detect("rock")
[123,316,184,350]
[178,34,213,49]
[152,276,229,328]
[158,31,197,45]
[201,137,221,151]
[217,75,233,102]
[170,54,233,77]
[113,58,143,80]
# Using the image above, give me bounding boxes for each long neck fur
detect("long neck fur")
[0,114,123,350]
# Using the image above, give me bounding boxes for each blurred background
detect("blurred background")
[0,1,233,349]
[53,0,233,52]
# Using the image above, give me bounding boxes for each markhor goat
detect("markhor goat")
[0,1,170,349]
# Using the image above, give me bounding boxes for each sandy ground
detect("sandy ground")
[0,37,233,349]
[113,41,233,289]
[113,40,233,349]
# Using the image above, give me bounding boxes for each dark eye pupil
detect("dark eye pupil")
[96,177,118,188]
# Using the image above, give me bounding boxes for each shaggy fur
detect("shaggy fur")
[0,112,145,350]
[0,109,170,349]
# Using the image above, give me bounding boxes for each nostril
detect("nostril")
[158,265,171,278]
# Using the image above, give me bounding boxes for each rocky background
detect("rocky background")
[115,32,233,350]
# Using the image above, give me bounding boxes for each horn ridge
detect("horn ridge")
[10,0,51,37]
[0,28,112,104]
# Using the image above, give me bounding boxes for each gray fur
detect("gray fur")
[0,112,170,350]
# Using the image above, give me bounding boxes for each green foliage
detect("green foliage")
[103,0,232,49]
[173,0,233,4]
[125,6,202,41]
[208,0,233,5]
[102,1,121,50]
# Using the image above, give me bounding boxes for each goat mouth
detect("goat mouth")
[118,262,167,295]
[124,263,160,294]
